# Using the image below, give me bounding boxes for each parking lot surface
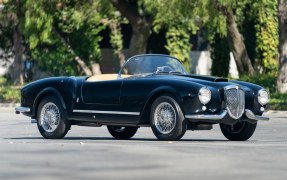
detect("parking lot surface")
[0,109,286,180]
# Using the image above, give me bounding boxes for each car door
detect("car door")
[79,78,142,123]
[81,80,122,105]
[120,78,156,113]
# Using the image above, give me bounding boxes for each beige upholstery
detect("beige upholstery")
[87,74,131,82]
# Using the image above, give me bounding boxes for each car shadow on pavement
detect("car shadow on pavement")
[7,137,229,142]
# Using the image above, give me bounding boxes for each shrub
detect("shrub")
[235,74,287,110]
[236,74,277,93]
[0,77,21,103]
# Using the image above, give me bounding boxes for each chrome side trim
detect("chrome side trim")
[185,110,227,120]
[15,107,30,113]
[245,109,269,121]
[73,109,140,115]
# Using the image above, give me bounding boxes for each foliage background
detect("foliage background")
[0,0,285,109]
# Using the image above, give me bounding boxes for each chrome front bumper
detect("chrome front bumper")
[185,109,269,121]
[185,110,227,120]
[245,109,269,121]
[15,107,30,114]
[15,107,37,123]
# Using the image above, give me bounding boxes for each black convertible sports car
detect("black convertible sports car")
[16,54,270,141]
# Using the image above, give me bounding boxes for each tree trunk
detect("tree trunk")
[276,0,287,93]
[118,48,126,68]
[8,0,24,85]
[90,60,102,75]
[75,56,92,75]
[74,57,102,75]
[10,24,24,85]
[226,11,255,76]
[111,0,153,58]
[128,20,152,57]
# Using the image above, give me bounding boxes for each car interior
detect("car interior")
[86,74,132,82]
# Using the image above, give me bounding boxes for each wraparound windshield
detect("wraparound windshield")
[119,55,187,78]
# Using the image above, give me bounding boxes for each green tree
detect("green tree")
[198,0,255,75]
[204,0,279,76]
[0,3,14,64]
[144,0,257,75]
[0,0,25,85]
[111,0,154,57]
[156,0,278,76]
[98,0,127,71]
[276,0,287,93]
[210,34,230,77]
[253,0,279,74]
[165,26,192,72]
[24,0,105,75]
[144,0,197,71]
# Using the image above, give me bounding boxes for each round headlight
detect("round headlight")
[258,89,269,105]
[199,87,211,104]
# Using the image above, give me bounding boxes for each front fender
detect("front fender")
[146,86,181,103]
[139,86,182,124]
[32,87,66,117]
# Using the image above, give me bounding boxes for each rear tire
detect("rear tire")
[150,95,186,141]
[107,126,138,139]
[37,95,70,139]
[220,121,257,141]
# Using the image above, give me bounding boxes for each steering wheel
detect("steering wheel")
[156,66,174,73]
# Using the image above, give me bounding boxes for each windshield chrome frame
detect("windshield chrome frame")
[117,54,187,79]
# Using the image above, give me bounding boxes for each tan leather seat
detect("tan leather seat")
[86,74,132,82]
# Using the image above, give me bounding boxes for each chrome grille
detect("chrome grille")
[224,86,245,119]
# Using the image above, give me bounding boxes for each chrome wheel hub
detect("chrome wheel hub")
[154,102,176,134]
[112,126,125,132]
[40,103,60,132]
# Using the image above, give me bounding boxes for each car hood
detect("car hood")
[147,74,253,92]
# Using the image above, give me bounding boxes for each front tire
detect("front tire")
[107,126,138,139]
[37,95,71,139]
[150,95,186,141]
[220,121,257,141]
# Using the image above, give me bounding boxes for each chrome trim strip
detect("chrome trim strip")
[15,107,30,113]
[245,109,269,121]
[224,85,240,90]
[73,109,140,115]
[185,110,227,120]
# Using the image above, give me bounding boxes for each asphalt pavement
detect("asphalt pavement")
[0,108,286,180]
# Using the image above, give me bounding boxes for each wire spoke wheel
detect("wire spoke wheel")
[220,121,257,141]
[154,102,176,134]
[107,125,138,139]
[150,95,186,141]
[40,102,60,132]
